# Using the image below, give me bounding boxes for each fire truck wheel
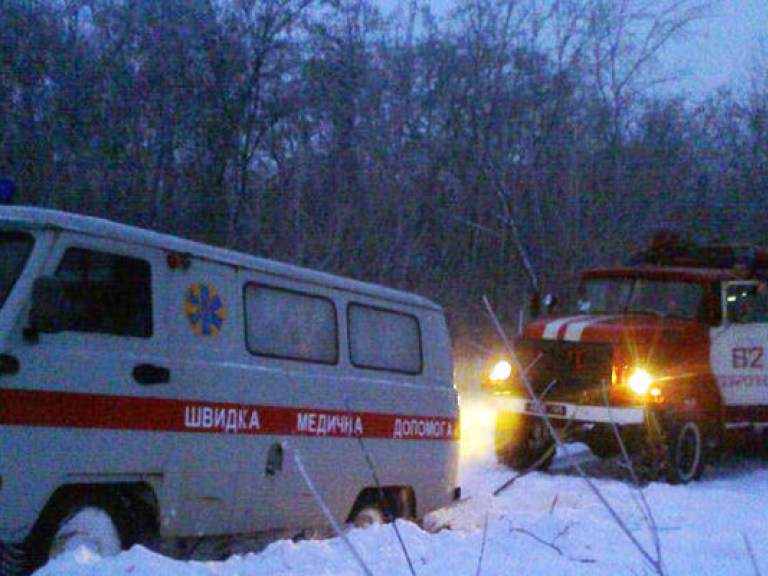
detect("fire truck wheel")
[665,420,705,484]
[587,437,618,459]
[496,416,555,471]
[25,489,138,571]
[585,426,619,459]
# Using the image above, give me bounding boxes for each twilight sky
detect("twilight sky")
[672,0,767,95]
[377,0,768,98]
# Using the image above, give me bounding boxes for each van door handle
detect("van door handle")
[133,364,171,385]
[0,354,20,376]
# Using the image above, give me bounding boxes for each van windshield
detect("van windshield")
[579,277,706,320]
[0,231,34,310]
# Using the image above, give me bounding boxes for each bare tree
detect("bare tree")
[223,0,317,247]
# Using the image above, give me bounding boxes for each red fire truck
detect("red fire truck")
[482,234,768,483]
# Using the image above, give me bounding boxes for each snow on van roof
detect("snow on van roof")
[0,206,442,311]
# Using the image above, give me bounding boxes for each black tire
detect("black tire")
[24,489,138,572]
[665,420,705,484]
[495,415,555,471]
[352,506,386,528]
[585,426,619,459]
[348,487,413,528]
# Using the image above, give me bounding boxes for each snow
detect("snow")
[34,397,768,576]
[48,508,122,558]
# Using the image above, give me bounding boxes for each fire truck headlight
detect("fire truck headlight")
[627,368,654,395]
[489,360,513,382]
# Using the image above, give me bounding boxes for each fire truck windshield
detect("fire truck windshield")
[0,231,34,310]
[579,277,705,320]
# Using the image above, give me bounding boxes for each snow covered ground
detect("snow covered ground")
[35,397,768,576]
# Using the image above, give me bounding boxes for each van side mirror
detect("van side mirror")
[26,277,103,339]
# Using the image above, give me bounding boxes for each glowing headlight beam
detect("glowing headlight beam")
[489,360,513,382]
[627,368,654,395]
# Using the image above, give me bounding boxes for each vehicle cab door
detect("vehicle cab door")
[1,231,171,501]
[710,281,768,425]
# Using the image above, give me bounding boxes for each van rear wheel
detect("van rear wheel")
[352,506,386,528]
[348,487,414,528]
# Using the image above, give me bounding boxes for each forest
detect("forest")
[3,0,768,349]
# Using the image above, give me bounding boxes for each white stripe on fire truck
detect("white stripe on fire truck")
[563,316,621,341]
[541,315,591,339]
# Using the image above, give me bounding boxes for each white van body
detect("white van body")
[0,207,458,565]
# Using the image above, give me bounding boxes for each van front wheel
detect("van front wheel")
[26,490,137,571]
[49,506,123,558]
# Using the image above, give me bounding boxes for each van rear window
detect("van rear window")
[244,284,338,364]
[348,304,422,374]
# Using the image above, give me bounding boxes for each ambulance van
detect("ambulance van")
[0,207,459,573]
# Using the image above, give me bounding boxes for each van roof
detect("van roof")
[0,206,442,311]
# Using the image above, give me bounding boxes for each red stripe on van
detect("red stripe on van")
[0,388,459,441]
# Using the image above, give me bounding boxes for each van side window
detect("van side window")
[348,304,422,374]
[55,248,153,337]
[244,284,338,364]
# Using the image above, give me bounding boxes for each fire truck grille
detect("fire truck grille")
[514,339,614,404]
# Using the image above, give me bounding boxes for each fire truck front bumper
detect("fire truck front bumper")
[486,396,646,427]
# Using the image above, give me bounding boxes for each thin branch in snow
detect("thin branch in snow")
[291,445,375,576]
[602,378,664,568]
[345,399,416,575]
[492,442,556,496]
[482,296,665,576]
[475,512,490,576]
[350,421,417,576]
[743,533,763,576]
[508,527,563,556]
[549,494,559,515]
[553,522,573,542]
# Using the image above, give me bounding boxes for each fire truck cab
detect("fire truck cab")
[482,235,768,483]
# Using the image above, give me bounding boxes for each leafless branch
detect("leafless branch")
[744,533,763,576]
[347,398,417,576]
[475,512,490,576]
[509,526,563,556]
[601,378,664,569]
[292,445,375,576]
[549,494,559,515]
